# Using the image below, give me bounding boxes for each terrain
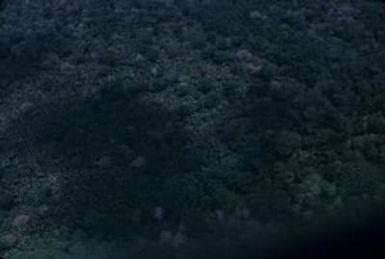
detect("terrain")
[0,0,385,258]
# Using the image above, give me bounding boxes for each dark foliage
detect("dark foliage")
[0,0,385,258]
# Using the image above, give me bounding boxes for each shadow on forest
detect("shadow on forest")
[9,87,202,235]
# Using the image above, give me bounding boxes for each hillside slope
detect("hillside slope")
[0,0,385,258]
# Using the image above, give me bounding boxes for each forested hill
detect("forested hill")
[0,0,385,258]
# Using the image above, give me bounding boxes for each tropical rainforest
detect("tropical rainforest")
[0,0,385,258]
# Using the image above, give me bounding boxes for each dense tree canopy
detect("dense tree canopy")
[0,0,385,258]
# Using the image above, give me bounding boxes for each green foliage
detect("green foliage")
[1,0,385,257]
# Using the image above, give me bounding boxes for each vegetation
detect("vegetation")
[0,0,384,258]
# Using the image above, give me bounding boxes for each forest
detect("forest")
[0,0,385,258]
